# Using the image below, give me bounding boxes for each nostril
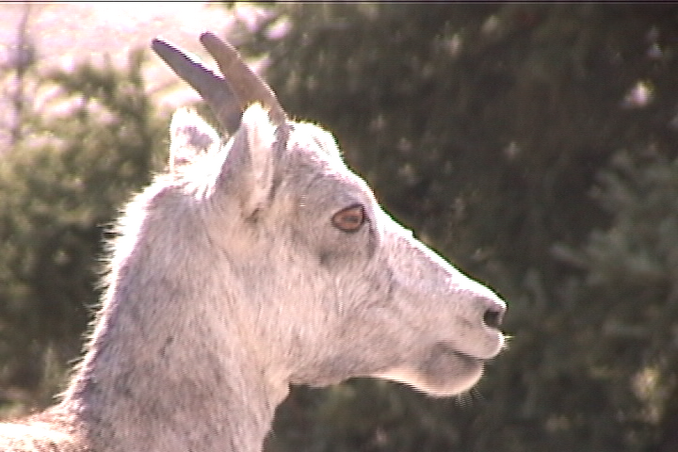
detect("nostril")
[483,308,503,329]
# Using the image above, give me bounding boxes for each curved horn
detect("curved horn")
[152,38,242,133]
[199,32,287,125]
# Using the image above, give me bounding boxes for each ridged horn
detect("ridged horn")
[199,32,287,126]
[151,37,242,133]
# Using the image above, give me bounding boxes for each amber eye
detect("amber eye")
[331,204,366,233]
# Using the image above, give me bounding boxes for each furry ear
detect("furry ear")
[169,108,220,173]
[232,103,278,218]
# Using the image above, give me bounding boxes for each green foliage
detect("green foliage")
[575,150,678,449]
[1,4,678,452]
[230,3,678,451]
[0,49,165,410]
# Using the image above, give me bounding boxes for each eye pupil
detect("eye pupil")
[332,205,365,232]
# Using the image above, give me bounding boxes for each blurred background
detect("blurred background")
[1,3,678,452]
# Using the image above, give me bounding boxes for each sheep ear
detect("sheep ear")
[227,103,278,218]
[169,108,219,173]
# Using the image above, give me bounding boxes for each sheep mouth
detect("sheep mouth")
[436,340,486,360]
[374,343,486,397]
[435,343,487,368]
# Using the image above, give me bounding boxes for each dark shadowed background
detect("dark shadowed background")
[1,3,677,452]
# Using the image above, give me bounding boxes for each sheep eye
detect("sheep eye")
[331,204,365,233]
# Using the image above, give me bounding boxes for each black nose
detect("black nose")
[478,295,505,329]
[483,308,504,329]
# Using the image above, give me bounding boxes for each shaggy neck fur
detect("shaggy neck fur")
[58,184,289,452]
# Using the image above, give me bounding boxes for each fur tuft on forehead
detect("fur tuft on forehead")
[169,108,220,173]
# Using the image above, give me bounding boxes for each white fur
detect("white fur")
[0,103,505,452]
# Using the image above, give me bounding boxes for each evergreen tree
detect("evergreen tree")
[2,4,678,451]
[229,4,678,451]
[0,47,165,411]
[571,150,678,451]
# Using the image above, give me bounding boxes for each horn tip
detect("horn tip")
[199,31,218,45]
[200,32,237,53]
[151,37,174,54]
